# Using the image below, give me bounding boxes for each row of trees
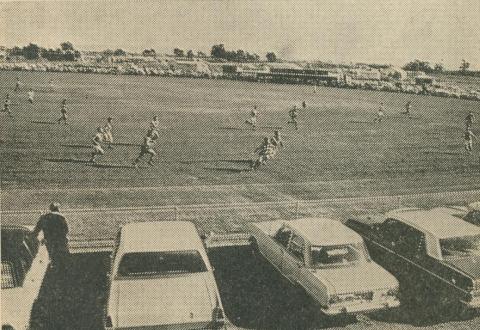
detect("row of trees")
[402,59,471,74]
[171,45,278,62]
[10,42,82,61]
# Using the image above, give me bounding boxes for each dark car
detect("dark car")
[346,208,480,309]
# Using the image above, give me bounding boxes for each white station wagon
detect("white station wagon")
[247,217,400,315]
[2,225,49,330]
[105,221,226,330]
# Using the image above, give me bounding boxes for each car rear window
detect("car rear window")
[311,243,369,268]
[440,234,480,259]
[117,251,207,277]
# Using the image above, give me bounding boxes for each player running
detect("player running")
[373,103,385,123]
[89,127,105,163]
[14,77,21,92]
[27,89,35,104]
[464,128,477,153]
[251,137,275,170]
[149,115,160,129]
[288,105,298,130]
[133,130,159,167]
[57,99,68,125]
[271,130,284,157]
[403,101,412,118]
[103,117,114,149]
[245,106,258,130]
[465,111,475,129]
[2,94,13,117]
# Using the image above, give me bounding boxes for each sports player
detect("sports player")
[464,128,477,153]
[271,130,284,157]
[89,127,105,163]
[302,101,306,109]
[245,106,258,129]
[49,79,55,92]
[252,137,275,170]
[27,89,35,104]
[403,101,412,118]
[133,131,158,167]
[2,94,13,117]
[288,105,298,130]
[465,111,475,129]
[14,77,21,92]
[373,103,385,123]
[103,117,113,149]
[57,99,68,125]
[149,115,160,129]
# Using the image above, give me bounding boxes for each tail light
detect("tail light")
[212,306,225,328]
[104,315,113,328]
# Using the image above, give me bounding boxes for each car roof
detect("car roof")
[119,221,203,253]
[386,208,480,239]
[286,217,364,245]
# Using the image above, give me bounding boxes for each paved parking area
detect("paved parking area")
[30,247,480,330]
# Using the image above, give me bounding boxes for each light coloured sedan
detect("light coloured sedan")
[2,225,49,330]
[105,221,226,330]
[247,217,400,315]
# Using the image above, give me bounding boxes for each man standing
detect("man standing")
[31,203,69,271]
[57,99,68,125]
[133,130,158,167]
[464,128,477,153]
[373,102,385,123]
[245,105,258,130]
[403,101,412,118]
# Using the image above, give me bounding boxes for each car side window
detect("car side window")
[382,219,426,258]
[288,233,305,262]
[274,226,292,248]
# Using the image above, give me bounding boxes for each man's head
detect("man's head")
[49,202,60,212]
[153,115,158,121]
[107,117,113,122]
[62,99,67,104]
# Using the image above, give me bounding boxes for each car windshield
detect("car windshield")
[464,210,480,225]
[440,235,480,259]
[117,250,207,277]
[311,243,369,268]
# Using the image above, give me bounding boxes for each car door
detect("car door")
[282,231,306,284]
[261,225,292,273]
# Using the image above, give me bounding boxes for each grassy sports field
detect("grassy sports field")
[1,70,479,210]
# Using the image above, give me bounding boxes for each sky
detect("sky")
[1,0,479,69]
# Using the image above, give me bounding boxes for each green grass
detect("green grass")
[1,70,479,211]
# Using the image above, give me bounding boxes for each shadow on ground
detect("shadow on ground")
[29,247,479,330]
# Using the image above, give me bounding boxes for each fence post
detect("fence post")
[295,201,299,219]
[174,206,178,221]
[397,196,402,209]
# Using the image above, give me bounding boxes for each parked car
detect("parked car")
[346,208,480,309]
[1,225,49,330]
[246,217,400,315]
[105,221,226,330]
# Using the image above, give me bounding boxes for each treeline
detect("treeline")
[171,44,278,63]
[9,42,81,61]
[402,59,478,76]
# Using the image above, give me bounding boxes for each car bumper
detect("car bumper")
[322,298,400,315]
[461,296,480,309]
